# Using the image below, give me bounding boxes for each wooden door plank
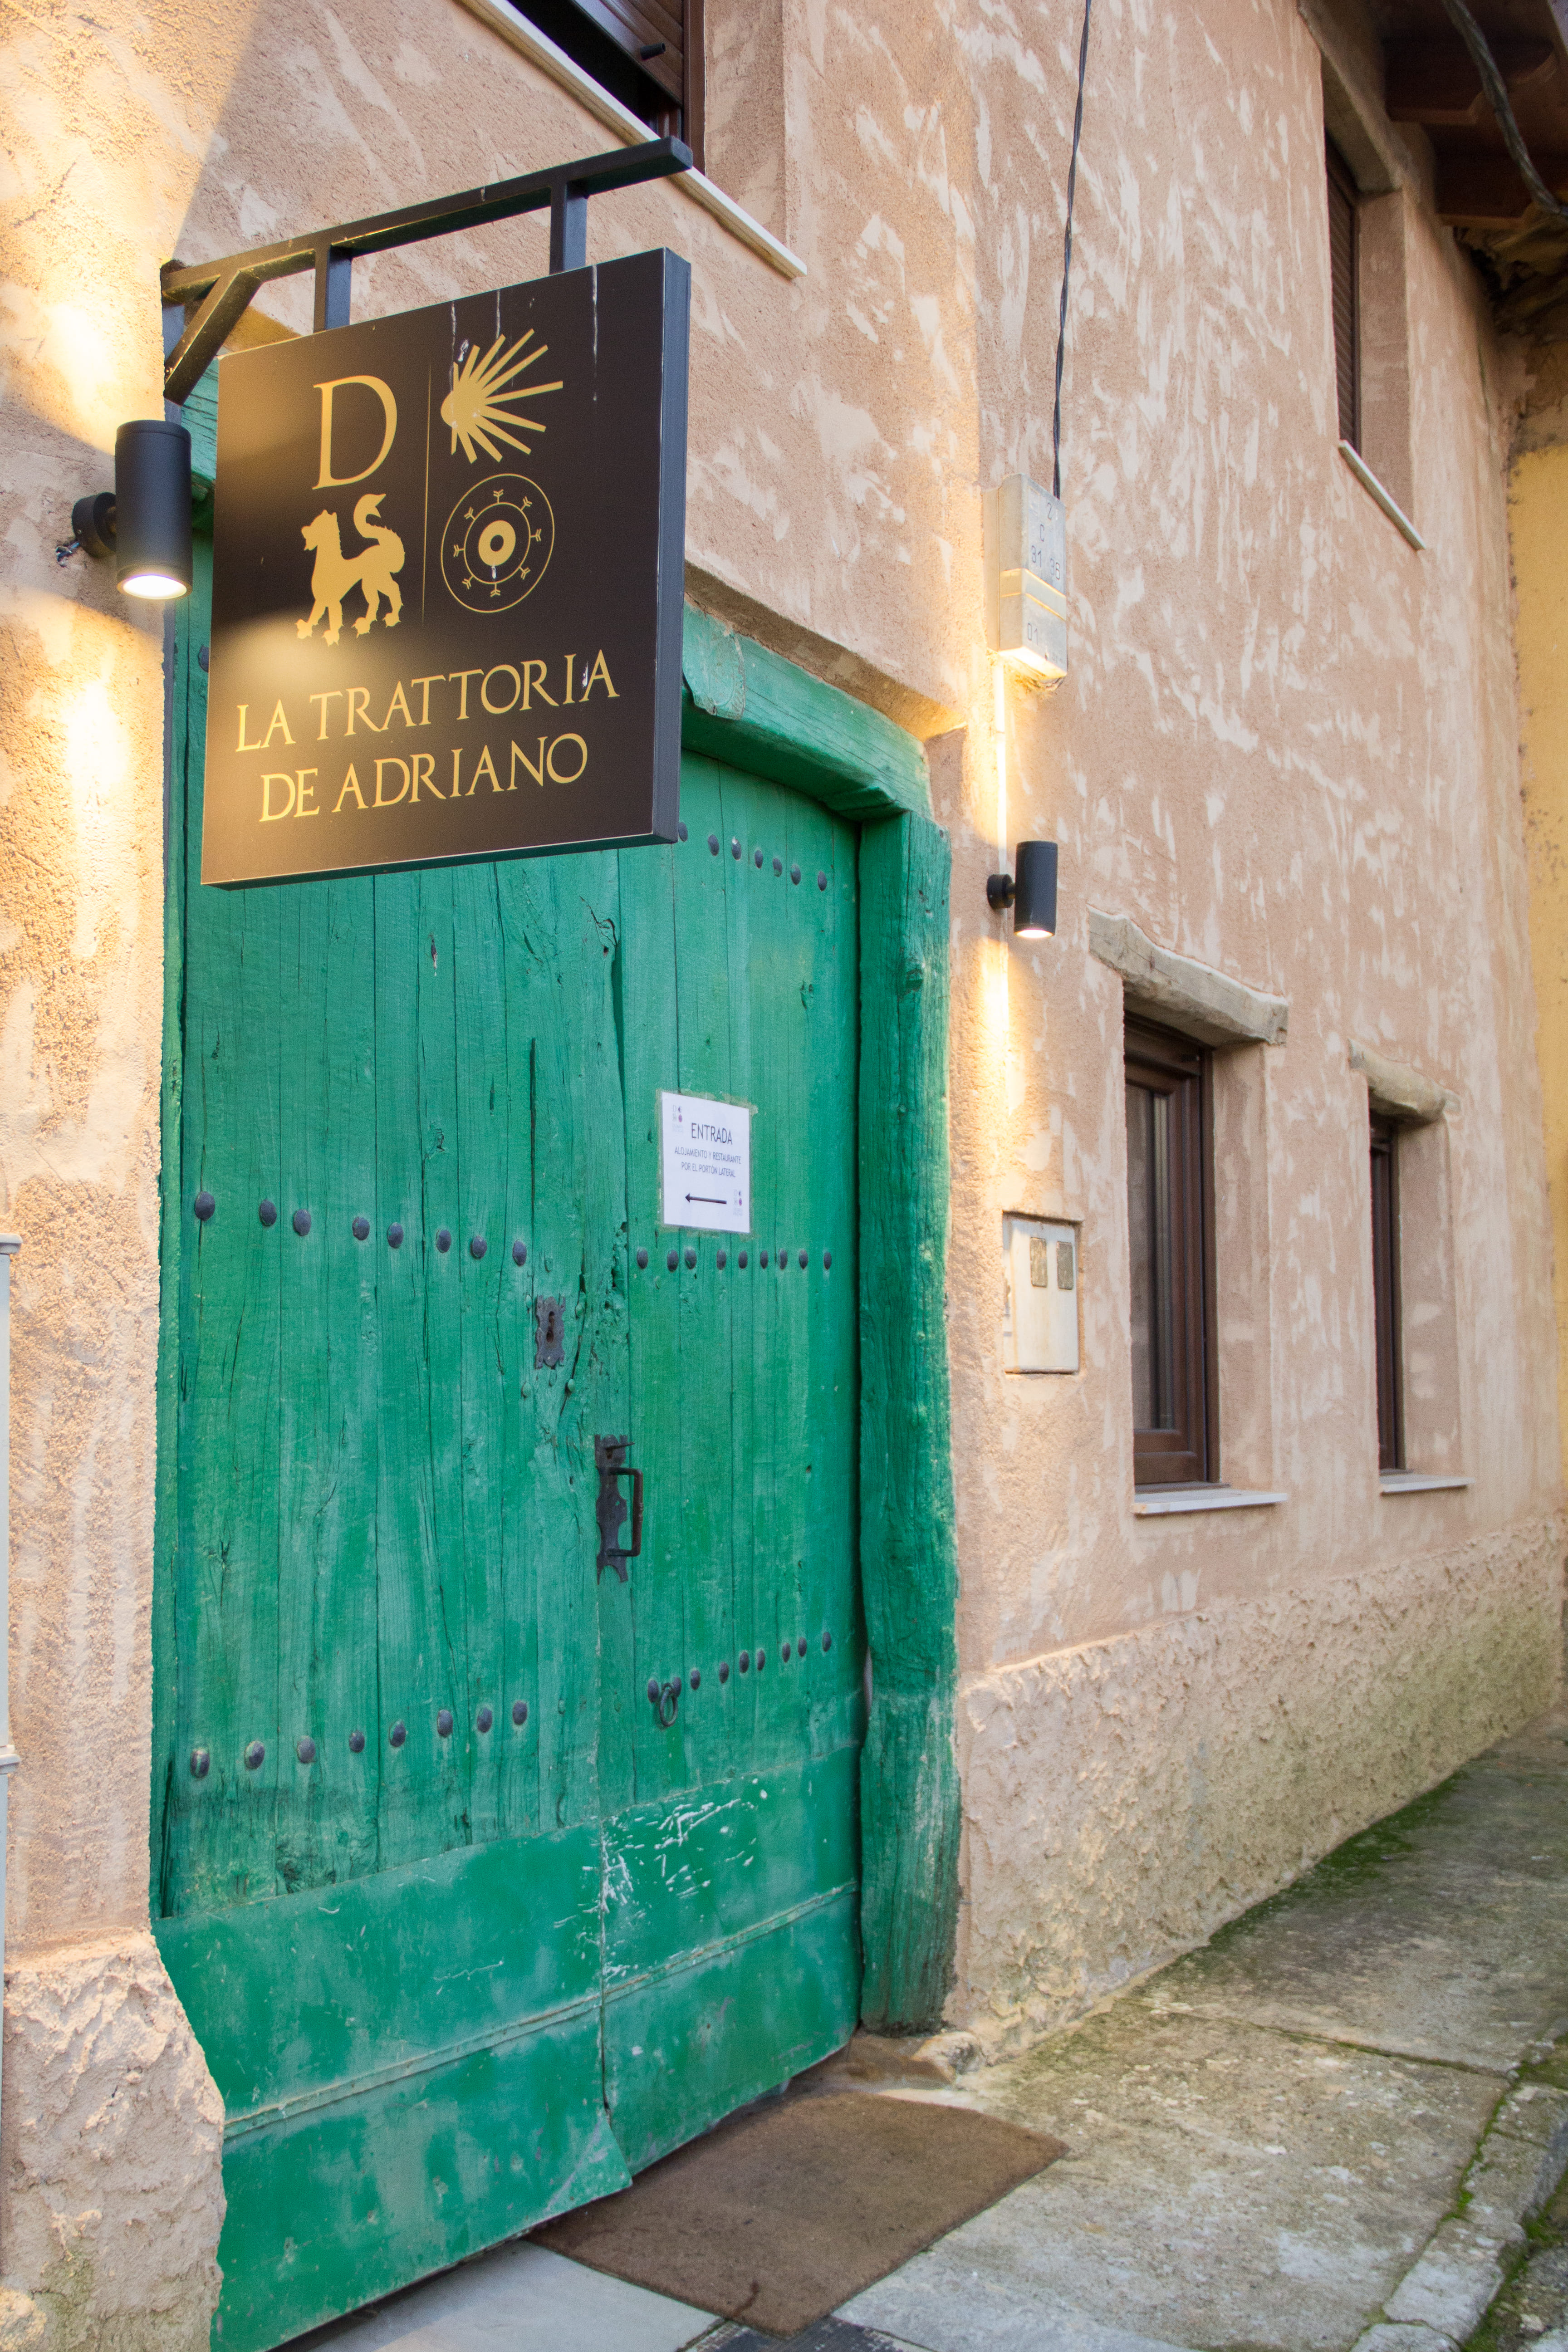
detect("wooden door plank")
[492,887,548,1847]
[715,774,764,1769]
[606,1888,858,2173]
[274,877,331,1894]
[609,829,682,1816]
[755,769,813,1770]
[273,876,381,1894]
[729,768,792,1767]
[157,1821,627,2352]
[371,869,466,1874]
[167,825,288,1913]
[312,879,384,1882]
[451,861,510,1851]
[666,771,740,1798]
[415,867,472,1847]
[769,787,828,1763]
[602,1748,859,2168]
[803,804,859,1764]
[216,2014,628,2352]
[496,851,627,1840]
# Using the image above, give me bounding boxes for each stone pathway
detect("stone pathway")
[300,1707,1568,2352]
[841,1708,1568,2352]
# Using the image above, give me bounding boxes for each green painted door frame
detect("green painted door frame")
[680,606,960,2030]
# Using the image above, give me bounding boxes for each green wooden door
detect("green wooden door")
[153,523,862,2350]
[603,774,861,2171]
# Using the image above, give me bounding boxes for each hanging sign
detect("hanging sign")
[660,1091,752,1234]
[201,248,689,886]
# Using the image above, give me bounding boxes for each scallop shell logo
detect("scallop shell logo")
[440,332,563,463]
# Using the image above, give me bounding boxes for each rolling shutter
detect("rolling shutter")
[523,0,703,167]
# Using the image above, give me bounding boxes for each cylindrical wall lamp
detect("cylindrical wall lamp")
[987,840,1058,939]
[71,420,192,600]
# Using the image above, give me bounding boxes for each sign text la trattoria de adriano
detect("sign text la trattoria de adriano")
[202,247,689,886]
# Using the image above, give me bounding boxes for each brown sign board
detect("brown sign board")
[202,248,689,886]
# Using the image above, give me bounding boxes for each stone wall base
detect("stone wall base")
[0,1932,223,2351]
[955,1517,1567,2053]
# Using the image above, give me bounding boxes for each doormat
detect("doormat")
[533,2092,1064,2338]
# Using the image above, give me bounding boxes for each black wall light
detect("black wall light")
[987,840,1058,939]
[69,421,192,600]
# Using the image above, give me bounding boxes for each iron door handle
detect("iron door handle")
[594,1435,643,1580]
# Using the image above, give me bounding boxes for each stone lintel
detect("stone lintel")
[1088,909,1289,1049]
[1349,1040,1453,1124]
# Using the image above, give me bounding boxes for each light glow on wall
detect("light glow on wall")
[994,658,1008,863]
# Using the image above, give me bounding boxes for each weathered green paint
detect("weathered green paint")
[603,1750,860,2170]
[857,812,961,2030]
[158,1827,627,2348]
[682,603,931,823]
[154,475,890,2346]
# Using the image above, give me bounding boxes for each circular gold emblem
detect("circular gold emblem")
[441,474,554,612]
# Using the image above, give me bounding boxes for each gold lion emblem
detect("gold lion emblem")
[297,494,405,644]
[441,331,564,464]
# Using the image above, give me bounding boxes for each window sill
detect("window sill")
[1338,442,1426,551]
[1379,1472,1473,1495]
[1134,1487,1288,1517]
[456,0,808,281]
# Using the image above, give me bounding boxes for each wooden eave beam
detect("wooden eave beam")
[1436,147,1568,220]
[1385,32,1554,125]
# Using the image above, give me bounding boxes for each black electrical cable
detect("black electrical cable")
[1436,0,1568,225]
[1052,0,1094,501]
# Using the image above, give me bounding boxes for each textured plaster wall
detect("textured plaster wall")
[0,1937,222,2352]
[0,0,1560,2327]
[908,0,1563,2026]
[955,1519,1564,2048]
[1514,437,1568,1486]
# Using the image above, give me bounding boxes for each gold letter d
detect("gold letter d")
[315,376,398,490]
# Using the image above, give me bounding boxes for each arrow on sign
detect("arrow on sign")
[686,1193,725,1205]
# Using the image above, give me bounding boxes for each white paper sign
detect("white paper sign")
[660,1091,751,1234]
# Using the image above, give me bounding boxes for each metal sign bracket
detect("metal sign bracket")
[160,136,691,405]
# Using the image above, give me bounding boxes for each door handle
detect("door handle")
[647,1675,681,1727]
[595,1435,643,1580]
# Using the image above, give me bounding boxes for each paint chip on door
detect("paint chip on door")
[661,1091,751,1233]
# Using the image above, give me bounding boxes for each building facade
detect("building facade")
[1,0,1563,2342]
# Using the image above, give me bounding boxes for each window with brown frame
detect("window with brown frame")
[1126,1019,1215,1486]
[519,0,704,166]
[1369,1116,1403,1472]
[1326,137,1360,451]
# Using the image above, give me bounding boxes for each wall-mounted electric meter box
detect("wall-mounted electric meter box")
[1002,1214,1080,1373]
[984,475,1067,683]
